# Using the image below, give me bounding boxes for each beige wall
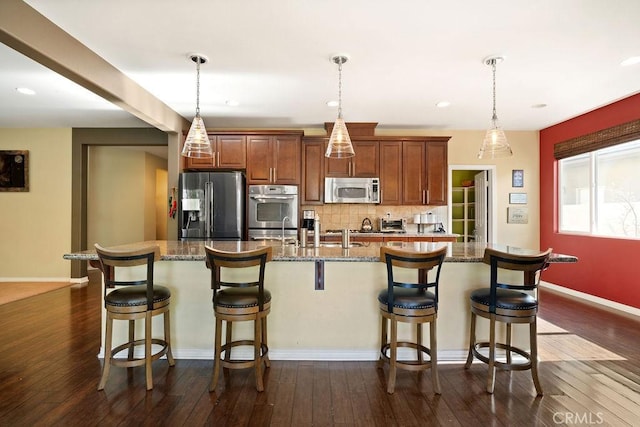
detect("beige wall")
[87,146,167,248]
[0,128,72,279]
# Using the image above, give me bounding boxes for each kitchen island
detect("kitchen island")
[64,240,576,361]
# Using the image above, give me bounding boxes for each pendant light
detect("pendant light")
[478,56,513,159]
[181,54,214,158]
[325,55,355,158]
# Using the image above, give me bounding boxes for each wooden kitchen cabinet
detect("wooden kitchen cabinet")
[302,140,324,204]
[246,133,302,184]
[425,140,448,205]
[183,134,246,170]
[324,140,379,177]
[379,141,402,205]
[400,139,449,206]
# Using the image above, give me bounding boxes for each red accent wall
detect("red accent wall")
[539,93,640,309]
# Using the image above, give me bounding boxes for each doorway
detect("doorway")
[448,165,496,243]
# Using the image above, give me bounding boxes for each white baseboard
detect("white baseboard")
[540,281,640,318]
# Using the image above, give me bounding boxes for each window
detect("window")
[559,139,640,238]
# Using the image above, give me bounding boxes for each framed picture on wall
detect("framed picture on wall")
[512,169,524,188]
[0,150,29,192]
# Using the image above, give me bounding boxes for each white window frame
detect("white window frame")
[558,139,640,239]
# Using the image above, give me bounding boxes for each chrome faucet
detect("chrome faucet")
[281,216,290,244]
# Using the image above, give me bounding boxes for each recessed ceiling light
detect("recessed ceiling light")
[436,101,451,108]
[531,103,547,109]
[225,100,239,107]
[620,56,640,66]
[16,87,36,95]
[326,100,339,107]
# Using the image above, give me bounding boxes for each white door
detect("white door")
[474,171,489,243]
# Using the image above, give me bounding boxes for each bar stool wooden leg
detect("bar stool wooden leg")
[464,312,476,369]
[430,317,441,394]
[487,315,496,394]
[128,319,135,360]
[530,319,543,396]
[255,316,264,392]
[417,323,423,363]
[210,317,223,392]
[145,311,153,391]
[387,316,398,394]
[225,322,233,366]
[506,323,512,365]
[164,310,175,366]
[262,316,270,368]
[378,316,387,369]
[98,313,114,391]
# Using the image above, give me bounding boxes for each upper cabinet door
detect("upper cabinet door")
[183,135,246,170]
[402,141,427,205]
[324,140,379,177]
[246,135,272,183]
[379,141,402,205]
[272,135,301,184]
[246,134,301,184]
[425,141,447,205]
[216,135,246,169]
[302,140,324,204]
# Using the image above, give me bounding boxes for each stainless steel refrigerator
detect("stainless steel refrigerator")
[178,171,245,240]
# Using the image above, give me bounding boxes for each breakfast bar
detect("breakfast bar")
[64,240,577,361]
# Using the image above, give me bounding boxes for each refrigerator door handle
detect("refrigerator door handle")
[205,181,213,237]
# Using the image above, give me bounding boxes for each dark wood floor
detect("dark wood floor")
[1,274,639,427]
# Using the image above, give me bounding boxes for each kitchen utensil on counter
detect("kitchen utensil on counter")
[361,217,373,232]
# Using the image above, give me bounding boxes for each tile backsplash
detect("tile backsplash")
[300,204,448,232]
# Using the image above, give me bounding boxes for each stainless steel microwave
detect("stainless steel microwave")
[324,177,380,204]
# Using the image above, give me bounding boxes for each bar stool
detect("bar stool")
[464,247,551,395]
[94,244,175,391]
[377,245,447,394]
[204,245,273,393]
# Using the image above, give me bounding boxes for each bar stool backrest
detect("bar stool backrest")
[379,245,447,314]
[204,246,273,311]
[482,247,552,313]
[94,243,161,310]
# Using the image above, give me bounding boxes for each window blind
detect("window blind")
[553,119,640,160]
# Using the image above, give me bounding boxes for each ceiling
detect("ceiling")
[1,0,639,132]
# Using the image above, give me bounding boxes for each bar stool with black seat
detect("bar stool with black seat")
[464,247,552,395]
[94,243,175,391]
[377,245,447,394]
[204,245,273,394]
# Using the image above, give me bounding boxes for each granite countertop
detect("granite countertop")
[318,231,459,238]
[64,240,577,264]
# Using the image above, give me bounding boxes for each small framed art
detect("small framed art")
[0,150,29,192]
[509,193,527,204]
[512,169,524,188]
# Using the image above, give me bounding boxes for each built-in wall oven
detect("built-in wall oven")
[248,185,299,241]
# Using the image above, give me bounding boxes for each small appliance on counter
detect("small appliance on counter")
[302,209,315,230]
[379,217,406,233]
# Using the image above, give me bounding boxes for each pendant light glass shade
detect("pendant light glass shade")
[181,54,213,158]
[326,55,354,158]
[478,56,512,159]
[326,117,354,158]
[182,114,213,158]
[478,116,512,159]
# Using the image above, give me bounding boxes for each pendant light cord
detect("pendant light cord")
[491,60,498,122]
[337,58,343,120]
[195,58,201,117]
